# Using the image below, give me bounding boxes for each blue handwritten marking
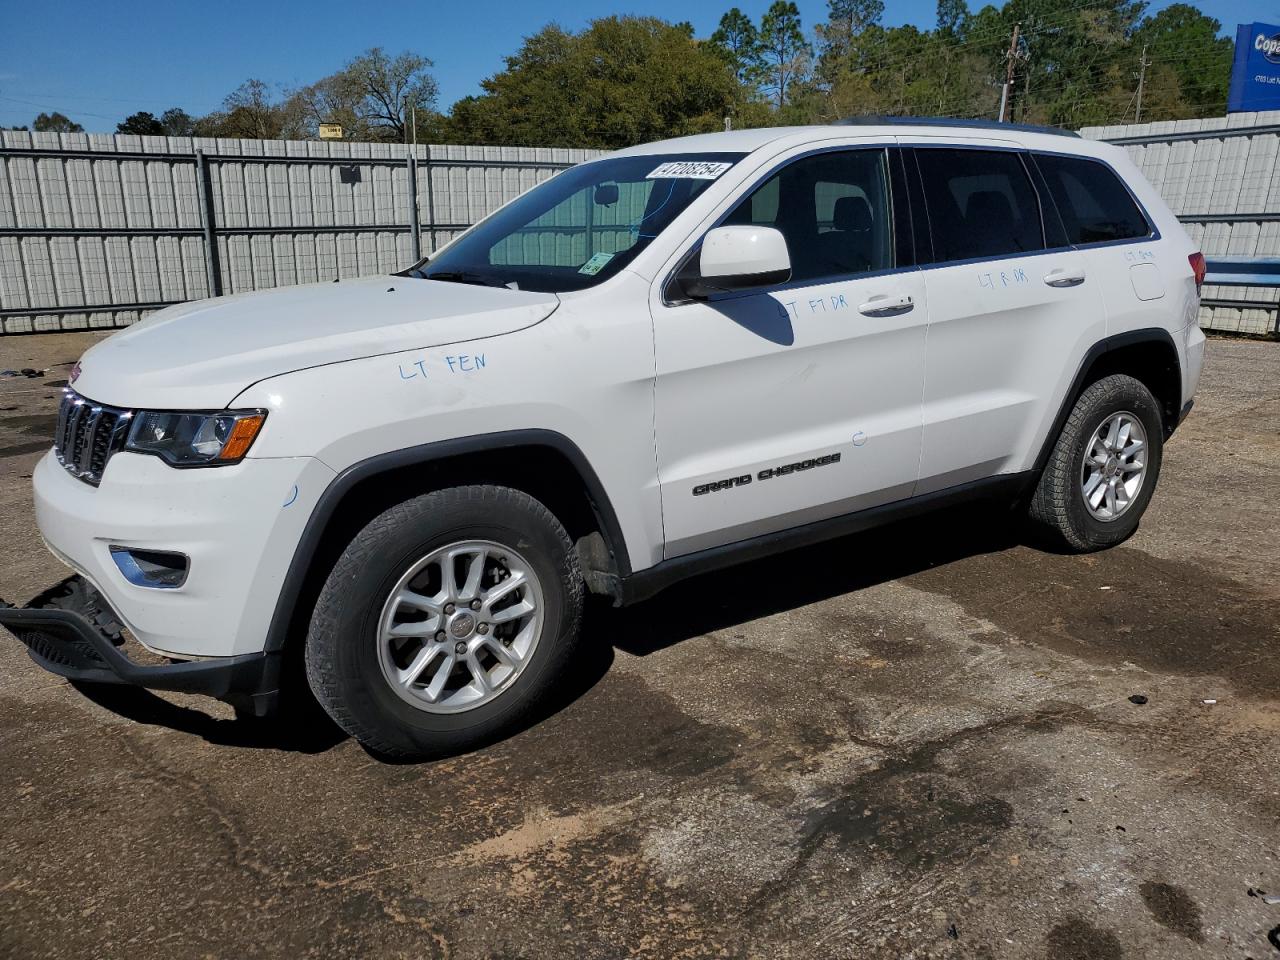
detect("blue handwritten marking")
[808,298,826,313]
[444,353,487,373]
[980,267,1029,289]
[830,293,848,310]
[282,485,299,508]
[783,300,799,319]
[399,363,418,380]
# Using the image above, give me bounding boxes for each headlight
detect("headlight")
[126,410,267,466]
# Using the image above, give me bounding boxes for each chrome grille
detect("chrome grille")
[53,389,132,486]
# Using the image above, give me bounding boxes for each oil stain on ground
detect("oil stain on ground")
[0,414,57,458]
[799,759,1014,873]
[907,545,1280,699]
[1044,916,1124,960]
[1138,881,1204,942]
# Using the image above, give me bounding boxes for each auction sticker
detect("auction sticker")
[578,251,615,275]
[647,161,733,180]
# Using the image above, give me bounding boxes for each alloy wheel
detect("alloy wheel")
[1080,411,1148,522]
[376,540,544,714]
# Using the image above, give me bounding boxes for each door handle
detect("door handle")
[857,293,914,316]
[1044,267,1086,288]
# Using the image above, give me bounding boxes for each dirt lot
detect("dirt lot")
[0,331,1278,960]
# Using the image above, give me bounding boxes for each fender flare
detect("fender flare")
[1031,326,1181,475]
[262,429,631,654]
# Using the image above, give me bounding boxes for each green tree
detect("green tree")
[815,0,884,82]
[710,8,763,87]
[444,17,738,148]
[759,1,811,108]
[1003,0,1146,126]
[778,0,1230,128]
[33,112,83,133]
[830,0,884,35]
[160,107,195,137]
[1132,4,1232,118]
[116,111,165,135]
[936,0,969,37]
[206,79,306,139]
[293,48,438,142]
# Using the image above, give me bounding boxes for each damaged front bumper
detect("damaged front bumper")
[0,576,280,717]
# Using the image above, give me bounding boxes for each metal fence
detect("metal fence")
[6,119,1280,336]
[0,130,603,334]
[1084,111,1280,336]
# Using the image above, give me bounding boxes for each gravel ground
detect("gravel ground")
[0,332,1277,960]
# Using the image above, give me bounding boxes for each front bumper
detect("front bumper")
[32,448,334,659]
[0,577,279,716]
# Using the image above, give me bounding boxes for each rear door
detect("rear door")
[909,143,1106,492]
[651,144,928,558]
[1030,151,1166,336]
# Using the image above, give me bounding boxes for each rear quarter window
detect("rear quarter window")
[1033,154,1152,245]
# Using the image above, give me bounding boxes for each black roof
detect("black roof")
[834,115,1080,138]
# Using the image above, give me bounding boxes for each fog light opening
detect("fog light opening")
[109,546,189,589]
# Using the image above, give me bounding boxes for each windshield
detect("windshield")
[405,152,747,293]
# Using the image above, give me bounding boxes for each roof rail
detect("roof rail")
[834,115,1080,138]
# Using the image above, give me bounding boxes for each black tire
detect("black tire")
[1028,373,1164,553]
[304,485,583,759]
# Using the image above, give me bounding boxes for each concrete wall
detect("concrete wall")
[1084,111,1280,336]
[0,130,603,334]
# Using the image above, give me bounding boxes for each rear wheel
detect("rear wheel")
[305,485,583,759]
[1028,373,1164,552]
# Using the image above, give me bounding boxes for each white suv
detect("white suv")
[2,119,1206,758]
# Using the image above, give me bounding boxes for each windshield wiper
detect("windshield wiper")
[420,270,508,288]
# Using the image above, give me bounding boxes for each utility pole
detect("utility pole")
[1134,44,1150,123]
[998,22,1021,123]
[406,100,421,263]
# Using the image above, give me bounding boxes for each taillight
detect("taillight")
[1188,252,1206,294]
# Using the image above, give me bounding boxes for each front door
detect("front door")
[652,146,928,558]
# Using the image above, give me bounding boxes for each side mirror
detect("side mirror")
[594,183,619,206]
[683,226,791,299]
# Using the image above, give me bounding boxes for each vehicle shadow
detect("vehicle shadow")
[71,678,350,754]
[71,501,1020,757]
[598,500,1022,657]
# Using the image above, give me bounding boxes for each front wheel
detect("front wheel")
[304,485,583,759]
[1027,373,1165,552]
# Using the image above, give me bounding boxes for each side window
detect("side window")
[723,149,894,284]
[916,149,1045,262]
[1034,154,1152,245]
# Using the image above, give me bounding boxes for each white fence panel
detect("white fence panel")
[0,131,604,333]
[1084,111,1280,335]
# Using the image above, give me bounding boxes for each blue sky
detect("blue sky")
[0,0,1263,132]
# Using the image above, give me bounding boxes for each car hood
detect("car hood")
[71,277,559,409]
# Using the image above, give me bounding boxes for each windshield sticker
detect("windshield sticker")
[646,160,733,180]
[578,251,615,275]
